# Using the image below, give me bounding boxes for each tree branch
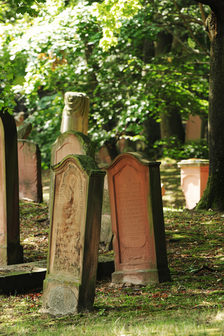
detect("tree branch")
[174,0,209,55]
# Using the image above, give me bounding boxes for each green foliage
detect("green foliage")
[0,0,210,167]
[154,137,209,160]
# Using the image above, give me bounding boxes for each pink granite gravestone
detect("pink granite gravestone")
[0,111,23,265]
[107,153,170,285]
[42,155,105,315]
[17,140,43,203]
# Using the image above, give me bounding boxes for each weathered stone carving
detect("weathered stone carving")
[42,155,105,315]
[60,92,89,134]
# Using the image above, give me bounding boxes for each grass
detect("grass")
[0,163,224,336]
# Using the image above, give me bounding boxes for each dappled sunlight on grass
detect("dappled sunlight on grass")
[0,165,223,335]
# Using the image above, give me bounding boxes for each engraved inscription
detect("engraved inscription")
[52,162,86,276]
[115,164,147,250]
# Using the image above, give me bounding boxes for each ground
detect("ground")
[0,161,223,336]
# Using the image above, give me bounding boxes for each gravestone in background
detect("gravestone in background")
[185,115,202,141]
[0,111,23,265]
[17,140,43,203]
[60,92,89,134]
[50,92,92,214]
[42,155,105,315]
[52,92,91,166]
[107,152,170,285]
[51,131,94,166]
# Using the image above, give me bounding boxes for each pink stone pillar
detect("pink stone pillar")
[178,159,209,209]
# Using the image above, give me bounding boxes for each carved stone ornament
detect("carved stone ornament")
[60,92,89,134]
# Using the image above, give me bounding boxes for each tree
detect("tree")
[192,0,224,210]
[1,0,209,166]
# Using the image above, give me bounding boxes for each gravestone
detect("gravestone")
[51,131,94,166]
[107,152,170,285]
[0,111,23,265]
[17,140,43,202]
[52,92,91,166]
[50,92,92,213]
[185,115,202,141]
[42,155,105,315]
[60,92,89,134]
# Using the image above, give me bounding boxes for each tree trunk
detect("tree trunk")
[197,8,224,210]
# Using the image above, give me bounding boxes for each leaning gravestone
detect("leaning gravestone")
[42,155,105,315]
[17,140,43,202]
[107,152,170,285]
[0,110,23,265]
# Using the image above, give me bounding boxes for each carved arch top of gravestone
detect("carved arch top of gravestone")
[51,131,95,166]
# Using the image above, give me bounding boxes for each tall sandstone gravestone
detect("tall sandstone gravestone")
[17,140,43,202]
[107,153,170,285]
[50,92,93,215]
[42,155,105,315]
[0,111,23,265]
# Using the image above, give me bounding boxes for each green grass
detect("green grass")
[0,208,224,335]
[0,163,224,336]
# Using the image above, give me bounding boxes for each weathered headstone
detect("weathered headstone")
[60,92,89,134]
[42,155,105,315]
[51,131,94,166]
[107,153,170,285]
[50,92,92,214]
[0,111,23,265]
[17,140,43,202]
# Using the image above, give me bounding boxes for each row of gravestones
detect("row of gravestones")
[0,93,170,317]
[41,92,170,315]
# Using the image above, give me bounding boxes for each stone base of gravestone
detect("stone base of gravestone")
[42,155,105,316]
[0,111,23,266]
[17,140,43,203]
[112,269,159,285]
[107,152,171,285]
